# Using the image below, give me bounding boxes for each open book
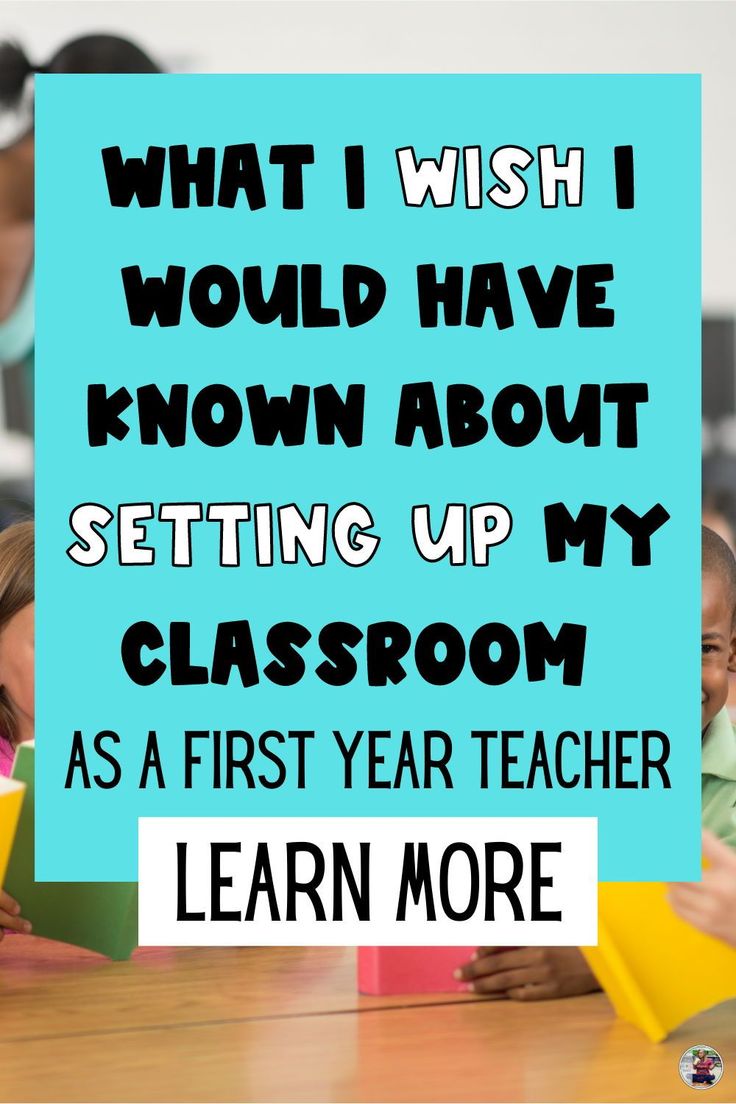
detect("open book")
[5,742,138,960]
[582,881,736,1042]
[0,775,25,883]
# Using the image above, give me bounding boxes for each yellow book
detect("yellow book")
[582,882,736,1042]
[0,776,25,884]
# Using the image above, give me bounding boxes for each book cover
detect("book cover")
[581,881,736,1042]
[5,742,138,960]
[357,946,476,995]
[0,776,25,884]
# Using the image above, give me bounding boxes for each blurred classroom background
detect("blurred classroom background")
[1,0,734,531]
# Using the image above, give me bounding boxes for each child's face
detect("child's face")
[0,601,34,731]
[702,573,736,731]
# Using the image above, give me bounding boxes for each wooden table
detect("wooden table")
[1,939,735,1103]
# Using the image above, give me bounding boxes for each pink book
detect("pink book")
[357,946,476,995]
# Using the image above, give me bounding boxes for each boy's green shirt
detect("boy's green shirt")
[702,707,736,849]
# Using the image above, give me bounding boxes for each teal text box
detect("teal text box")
[35,75,700,881]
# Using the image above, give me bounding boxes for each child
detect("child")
[455,525,736,998]
[0,519,33,940]
[668,526,736,944]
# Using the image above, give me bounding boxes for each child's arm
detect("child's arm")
[0,888,31,940]
[668,829,736,948]
[454,946,600,1000]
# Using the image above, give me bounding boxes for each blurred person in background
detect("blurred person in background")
[0,33,161,527]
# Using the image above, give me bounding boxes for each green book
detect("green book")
[5,742,138,960]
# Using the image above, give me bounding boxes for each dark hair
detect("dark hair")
[703,524,736,617]
[45,33,161,76]
[0,41,34,107]
[0,33,160,108]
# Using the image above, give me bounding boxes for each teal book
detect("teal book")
[5,743,138,960]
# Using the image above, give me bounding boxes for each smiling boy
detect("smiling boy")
[700,525,736,845]
[456,525,736,999]
[667,528,736,944]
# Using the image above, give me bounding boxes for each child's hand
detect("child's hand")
[0,888,31,939]
[668,829,736,948]
[455,946,600,1000]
